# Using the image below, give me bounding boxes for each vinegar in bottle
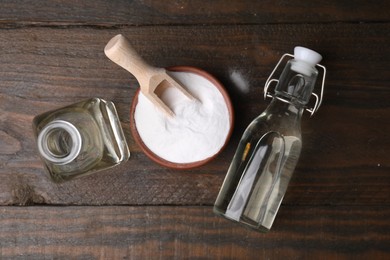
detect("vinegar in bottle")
[214,47,326,232]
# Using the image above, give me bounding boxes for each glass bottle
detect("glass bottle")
[33,98,130,182]
[214,47,326,232]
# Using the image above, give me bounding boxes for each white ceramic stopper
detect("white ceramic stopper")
[291,46,322,76]
[294,46,322,65]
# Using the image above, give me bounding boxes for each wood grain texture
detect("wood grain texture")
[0,1,389,258]
[0,0,388,27]
[0,206,389,259]
[0,0,390,259]
[0,24,389,206]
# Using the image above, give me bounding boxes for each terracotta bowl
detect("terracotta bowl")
[129,66,234,169]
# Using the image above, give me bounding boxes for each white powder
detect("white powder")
[134,71,231,164]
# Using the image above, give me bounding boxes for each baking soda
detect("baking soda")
[134,71,231,164]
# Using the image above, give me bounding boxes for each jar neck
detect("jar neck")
[37,120,82,165]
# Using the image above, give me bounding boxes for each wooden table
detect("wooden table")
[1,1,389,259]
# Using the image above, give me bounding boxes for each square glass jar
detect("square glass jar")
[33,98,130,182]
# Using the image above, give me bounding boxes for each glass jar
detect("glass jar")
[33,98,130,182]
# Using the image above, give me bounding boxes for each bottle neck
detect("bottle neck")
[275,59,319,106]
[267,96,304,122]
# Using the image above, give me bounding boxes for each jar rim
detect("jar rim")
[37,120,82,165]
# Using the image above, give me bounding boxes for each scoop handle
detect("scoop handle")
[104,34,157,86]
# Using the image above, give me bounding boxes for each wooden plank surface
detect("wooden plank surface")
[0,206,389,259]
[0,0,389,26]
[0,1,389,259]
[1,24,389,206]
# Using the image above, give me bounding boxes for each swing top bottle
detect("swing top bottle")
[214,47,326,232]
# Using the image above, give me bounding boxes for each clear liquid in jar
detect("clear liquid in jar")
[33,98,130,182]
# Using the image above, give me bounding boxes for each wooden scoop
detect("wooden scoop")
[104,34,195,117]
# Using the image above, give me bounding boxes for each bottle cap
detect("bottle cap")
[291,46,322,76]
[294,46,322,65]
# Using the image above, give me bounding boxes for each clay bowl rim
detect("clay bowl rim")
[129,65,234,170]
